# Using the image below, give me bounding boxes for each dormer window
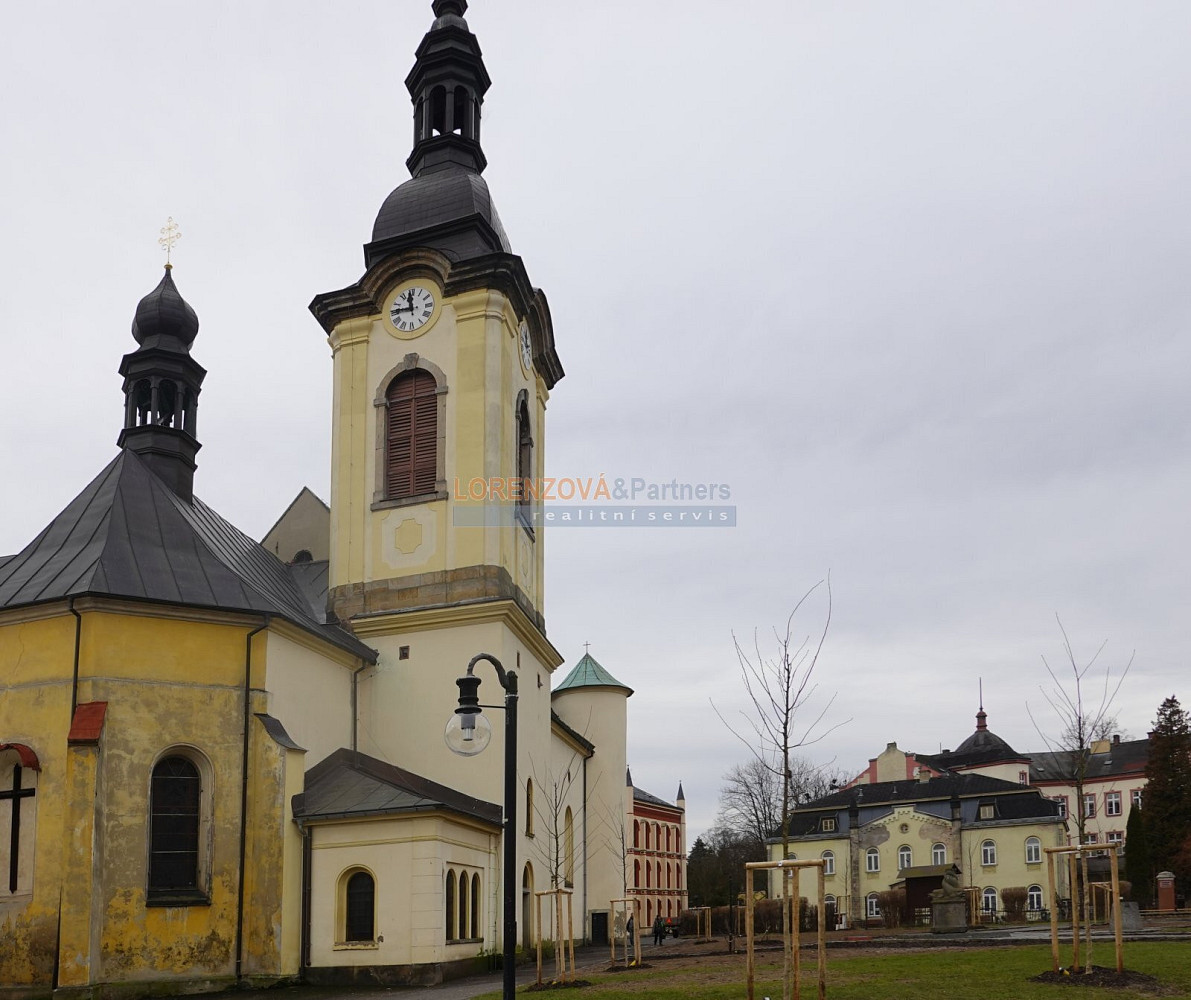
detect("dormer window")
[979,802,995,821]
[821,817,836,833]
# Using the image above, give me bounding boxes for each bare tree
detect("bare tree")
[716,756,849,853]
[714,578,842,860]
[1027,615,1134,844]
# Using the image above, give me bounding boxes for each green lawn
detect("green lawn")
[476,941,1191,999]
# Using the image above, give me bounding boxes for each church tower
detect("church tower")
[309,0,564,790]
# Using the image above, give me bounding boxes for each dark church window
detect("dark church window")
[516,395,532,520]
[452,86,469,135]
[445,869,457,940]
[148,755,200,895]
[385,370,438,500]
[345,871,376,942]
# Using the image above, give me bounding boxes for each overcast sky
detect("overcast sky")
[3,1,1189,839]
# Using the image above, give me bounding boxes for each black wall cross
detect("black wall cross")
[1,764,36,892]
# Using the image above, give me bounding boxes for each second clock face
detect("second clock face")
[519,321,533,371]
[389,286,436,333]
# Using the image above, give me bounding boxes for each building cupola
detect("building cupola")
[365,0,510,267]
[406,0,490,178]
[117,266,207,502]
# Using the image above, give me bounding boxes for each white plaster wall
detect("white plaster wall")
[264,631,355,766]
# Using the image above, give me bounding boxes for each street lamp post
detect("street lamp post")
[444,653,519,1000]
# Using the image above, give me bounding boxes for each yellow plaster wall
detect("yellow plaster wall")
[0,614,83,989]
[327,279,548,616]
[0,608,311,992]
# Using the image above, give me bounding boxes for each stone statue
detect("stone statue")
[930,867,964,902]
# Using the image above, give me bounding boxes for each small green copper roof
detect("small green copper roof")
[554,652,633,696]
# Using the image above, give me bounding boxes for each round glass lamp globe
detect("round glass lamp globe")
[444,712,492,756]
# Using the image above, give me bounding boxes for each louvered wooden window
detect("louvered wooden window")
[386,370,438,499]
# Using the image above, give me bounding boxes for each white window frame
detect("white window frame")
[982,886,998,914]
[821,850,835,876]
[897,845,912,870]
[1082,793,1096,818]
[1105,791,1121,817]
[981,839,997,866]
[1027,884,1044,912]
[866,893,880,918]
[865,848,880,873]
[1025,837,1041,864]
[932,843,946,866]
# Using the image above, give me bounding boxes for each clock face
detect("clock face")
[519,321,533,371]
[389,285,436,333]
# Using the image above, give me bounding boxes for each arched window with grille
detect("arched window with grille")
[981,840,997,866]
[471,872,481,937]
[982,886,998,916]
[148,754,203,898]
[344,870,376,942]
[385,369,438,500]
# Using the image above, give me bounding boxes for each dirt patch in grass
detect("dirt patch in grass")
[1029,966,1178,996]
[525,980,594,991]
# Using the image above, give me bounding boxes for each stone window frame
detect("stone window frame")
[146,744,214,907]
[335,865,379,949]
[372,354,449,510]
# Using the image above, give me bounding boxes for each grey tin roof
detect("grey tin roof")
[294,747,502,826]
[0,449,375,661]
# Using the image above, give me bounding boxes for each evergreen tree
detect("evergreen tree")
[1124,806,1153,907]
[1143,695,1191,890]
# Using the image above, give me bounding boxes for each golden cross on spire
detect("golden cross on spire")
[158,217,182,268]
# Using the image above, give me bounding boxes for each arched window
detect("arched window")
[666,864,672,888]
[865,848,880,873]
[525,779,534,836]
[385,369,438,500]
[821,850,835,876]
[1027,884,1044,912]
[666,827,672,852]
[646,862,652,887]
[516,394,532,514]
[634,821,640,847]
[645,823,651,849]
[677,867,682,889]
[451,86,469,135]
[471,872,481,936]
[149,755,201,895]
[866,893,880,918]
[981,840,997,866]
[932,843,946,866]
[1025,836,1041,864]
[898,845,912,870]
[634,860,640,888]
[446,869,457,941]
[344,870,376,942]
[564,807,575,887]
[459,870,469,938]
[982,887,998,915]
[656,861,661,889]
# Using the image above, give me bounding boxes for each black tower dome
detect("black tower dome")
[117,267,207,501]
[366,0,511,267]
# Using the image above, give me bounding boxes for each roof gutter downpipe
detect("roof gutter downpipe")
[68,598,82,718]
[236,615,270,987]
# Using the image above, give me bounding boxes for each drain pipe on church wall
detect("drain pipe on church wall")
[236,615,270,986]
[351,660,370,754]
[68,598,82,718]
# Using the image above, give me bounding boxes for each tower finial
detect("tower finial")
[976,679,987,731]
[432,0,467,15]
[158,217,182,269]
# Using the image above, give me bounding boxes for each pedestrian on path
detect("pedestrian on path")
[653,914,665,946]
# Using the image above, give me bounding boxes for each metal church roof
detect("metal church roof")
[553,652,633,695]
[0,448,375,661]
